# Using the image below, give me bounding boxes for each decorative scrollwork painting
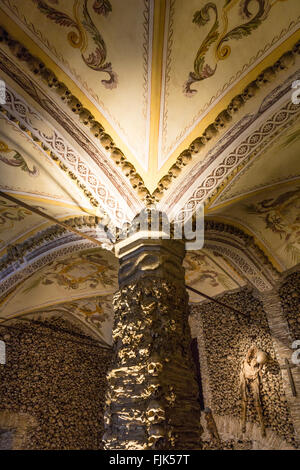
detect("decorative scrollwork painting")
[245,187,300,264]
[32,0,117,88]
[0,140,38,176]
[22,249,118,292]
[184,0,285,96]
[0,199,32,241]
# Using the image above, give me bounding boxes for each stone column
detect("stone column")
[103,218,202,450]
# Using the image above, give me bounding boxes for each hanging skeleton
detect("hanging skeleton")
[240,345,268,437]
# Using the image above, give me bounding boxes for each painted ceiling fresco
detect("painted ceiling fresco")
[210,183,300,270]
[0,197,89,255]
[0,0,299,339]
[0,114,107,256]
[0,0,299,187]
[211,120,300,206]
[0,244,245,337]
[184,249,246,302]
[0,247,118,342]
[0,115,88,203]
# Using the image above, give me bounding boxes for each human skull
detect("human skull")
[146,401,165,423]
[67,96,82,113]
[215,109,232,128]
[203,123,218,141]
[99,133,113,150]
[177,150,192,166]
[148,424,165,446]
[79,108,93,125]
[90,121,104,137]
[242,81,259,100]
[158,175,172,190]
[228,95,244,113]
[147,356,163,376]
[256,350,268,365]
[55,82,71,101]
[189,137,206,154]
[147,381,163,399]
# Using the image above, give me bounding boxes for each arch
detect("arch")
[203,220,278,291]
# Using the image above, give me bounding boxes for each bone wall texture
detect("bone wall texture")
[279,271,300,342]
[189,286,299,449]
[0,318,112,450]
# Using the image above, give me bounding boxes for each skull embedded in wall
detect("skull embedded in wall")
[148,424,165,447]
[189,136,206,154]
[67,95,82,113]
[147,379,162,398]
[147,355,163,376]
[146,400,165,423]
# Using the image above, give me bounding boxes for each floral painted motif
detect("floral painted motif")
[246,187,300,263]
[0,199,32,241]
[31,295,113,342]
[92,0,112,16]
[184,251,234,289]
[0,140,38,176]
[23,249,117,292]
[32,0,117,88]
[184,0,283,95]
[68,295,112,332]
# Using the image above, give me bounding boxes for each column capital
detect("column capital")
[115,210,186,288]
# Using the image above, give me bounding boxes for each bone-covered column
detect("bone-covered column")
[103,216,202,450]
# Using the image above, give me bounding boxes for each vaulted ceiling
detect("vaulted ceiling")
[0,0,299,343]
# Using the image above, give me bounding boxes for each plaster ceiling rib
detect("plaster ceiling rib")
[203,220,279,289]
[0,14,298,207]
[148,0,166,184]
[0,190,112,247]
[207,177,300,213]
[154,40,300,206]
[0,83,135,226]
[164,72,300,223]
[0,24,151,205]
[0,222,106,283]
[205,214,285,272]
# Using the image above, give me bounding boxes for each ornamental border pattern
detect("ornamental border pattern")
[161,2,299,159]
[0,84,129,226]
[204,220,279,280]
[0,215,112,274]
[0,22,298,203]
[1,0,152,166]
[171,98,300,220]
[0,47,142,217]
[0,27,150,203]
[0,239,94,297]
[160,67,300,212]
[154,41,300,201]
[205,241,273,292]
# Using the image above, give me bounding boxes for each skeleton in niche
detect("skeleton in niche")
[240,346,268,437]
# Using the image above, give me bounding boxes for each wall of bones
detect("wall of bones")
[189,276,300,450]
[0,317,112,450]
[0,272,299,450]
